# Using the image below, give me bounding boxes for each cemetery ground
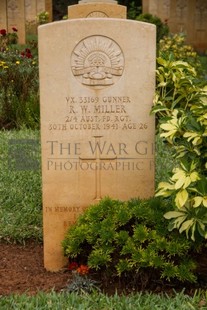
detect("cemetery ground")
[1,130,207,309]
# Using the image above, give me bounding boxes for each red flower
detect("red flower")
[0,29,7,36]
[26,52,32,58]
[77,265,89,275]
[21,48,33,59]
[12,27,18,32]
[68,262,78,271]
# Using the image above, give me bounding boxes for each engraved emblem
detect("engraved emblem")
[71,36,124,89]
[87,11,108,18]
[8,0,18,11]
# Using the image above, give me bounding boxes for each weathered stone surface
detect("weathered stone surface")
[142,0,207,52]
[68,2,126,19]
[39,19,156,271]
[7,0,25,44]
[0,0,7,30]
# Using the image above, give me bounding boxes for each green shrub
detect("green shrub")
[0,28,18,49]
[37,11,50,25]
[127,1,142,20]
[152,56,207,241]
[63,197,199,284]
[159,33,204,77]
[0,48,39,129]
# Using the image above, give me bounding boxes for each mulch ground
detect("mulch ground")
[1,241,207,296]
[0,242,70,296]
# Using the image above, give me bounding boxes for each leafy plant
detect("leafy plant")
[152,53,207,241]
[0,28,18,50]
[63,197,199,284]
[159,33,203,77]
[67,272,99,294]
[37,11,50,25]
[127,1,142,20]
[0,48,39,129]
[67,263,99,294]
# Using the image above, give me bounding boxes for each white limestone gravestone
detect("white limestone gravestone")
[39,11,156,271]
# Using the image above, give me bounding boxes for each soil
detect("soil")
[0,242,70,296]
[1,241,207,296]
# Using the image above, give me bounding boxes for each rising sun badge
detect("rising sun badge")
[71,35,124,89]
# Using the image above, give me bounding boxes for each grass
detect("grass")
[0,129,42,242]
[0,290,207,309]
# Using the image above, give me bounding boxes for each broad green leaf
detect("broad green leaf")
[160,123,177,131]
[157,57,167,66]
[151,106,168,114]
[158,81,167,87]
[155,188,173,198]
[172,169,186,181]
[197,222,206,238]
[203,198,207,207]
[183,176,193,189]
[191,223,196,241]
[157,182,175,190]
[172,60,189,67]
[190,171,200,182]
[160,130,177,139]
[175,189,188,208]
[193,196,203,208]
[174,177,186,189]
[172,94,186,109]
[179,219,194,233]
[198,221,205,231]
[164,211,186,219]
[174,215,188,228]
[168,220,177,232]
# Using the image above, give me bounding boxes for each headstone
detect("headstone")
[25,0,53,35]
[39,10,156,271]
[25,0,37,34]
[7,0,25,45]
[36,0,53,20]
[68,0,126,19]
[25,0,37,22]
[45,0,53,22]
[37,0,46,13]
[0,0,7,30]
[142,0,207,53]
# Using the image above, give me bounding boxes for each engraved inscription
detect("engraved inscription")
[79,135,117,200]
[71,36,124,89]
[87,11,108,18]
[48,95,149,132]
